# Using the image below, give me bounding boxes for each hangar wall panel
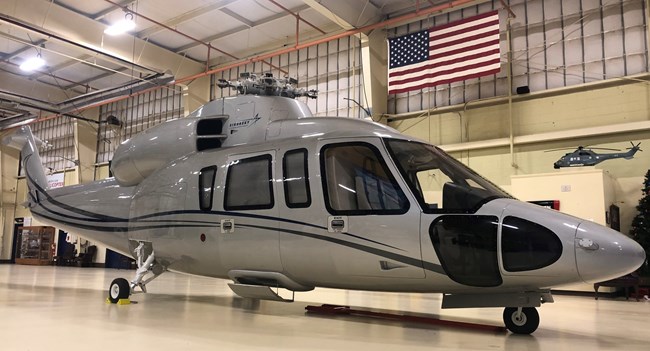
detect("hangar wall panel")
[18,116,76,175]
[390,83,650,235]
[96,86,184,164]
[387,0,648,114]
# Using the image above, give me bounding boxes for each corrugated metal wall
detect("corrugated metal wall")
[32,0,648,168]
[20,116,76,175]
[95,86,184,164]
[210,36,364,118]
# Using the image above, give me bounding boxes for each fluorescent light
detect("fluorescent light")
[104,18,136,36]
[19,56,45,72]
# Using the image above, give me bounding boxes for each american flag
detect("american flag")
[388,11,501,95]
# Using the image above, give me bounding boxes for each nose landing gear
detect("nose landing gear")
[503,307,539,334]
[442,291,549,335]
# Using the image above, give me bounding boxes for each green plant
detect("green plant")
[630,169,650,276]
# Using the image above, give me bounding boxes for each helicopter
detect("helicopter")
[551,142,642,169]
[2,73,645,335]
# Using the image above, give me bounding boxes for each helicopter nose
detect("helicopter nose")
[574,220,646,283]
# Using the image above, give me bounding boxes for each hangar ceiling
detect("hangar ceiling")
[0,0,484,127]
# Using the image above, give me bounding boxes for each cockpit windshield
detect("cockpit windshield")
[385,139,512,213]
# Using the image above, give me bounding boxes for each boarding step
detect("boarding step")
[227,283,294,302]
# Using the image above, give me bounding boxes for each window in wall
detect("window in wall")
[283,149,311,208]
[198,166,217,211]
[321,142,409,215]
[224,155,274,211]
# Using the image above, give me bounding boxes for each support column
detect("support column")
[361,30,388,121]
[75,107,99,184]
[181,76,211,116]
[0,145,20,261]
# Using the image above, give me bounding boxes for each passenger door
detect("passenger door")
[216,151,282,272]
[318,139,424,279]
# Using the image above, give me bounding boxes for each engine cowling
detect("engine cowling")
[111,117,226,186]
[110,94,312,186]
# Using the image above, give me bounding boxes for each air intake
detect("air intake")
[196,115,228,151]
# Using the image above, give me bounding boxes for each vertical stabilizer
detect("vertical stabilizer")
[624,142,642,160]
[2,125,48,193]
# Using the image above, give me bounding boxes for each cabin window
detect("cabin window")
[430,215,502,287]
[283,149,311,208]
[320,142,409,215]
[224,154,274,210]
[198,166,217,211]
[501,217,563,272]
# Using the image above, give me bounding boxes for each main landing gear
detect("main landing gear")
[108,242,165,304]
[503,307,540,334]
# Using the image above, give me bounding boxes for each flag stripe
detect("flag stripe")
[430,39,500,62]
[389,64,501,95]
[390,40,499,76]
[429,19,499,43]
[429,29,500,53]
[428,10,499,32]
[390,49,501,83]
[388,10,501,94]
[389,54,501,87]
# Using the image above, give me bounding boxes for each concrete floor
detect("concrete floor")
[0,265,649,350]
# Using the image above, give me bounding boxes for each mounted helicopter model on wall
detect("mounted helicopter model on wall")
[550,142,642,169]
[2,73,645,335]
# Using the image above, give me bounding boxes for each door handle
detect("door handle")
[221,219,235,234]
[327,216,348,233]
[330,219,345,229]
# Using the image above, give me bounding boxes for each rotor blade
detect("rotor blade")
[587,147,621,151]
[627,142,642,151]
[544,147,578,152]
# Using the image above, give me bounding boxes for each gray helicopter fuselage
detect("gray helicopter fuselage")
[554,148,639,168]
[10,95,645,296]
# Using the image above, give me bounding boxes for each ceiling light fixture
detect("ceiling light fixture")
[19,53,45,72]
[104,12,136,36]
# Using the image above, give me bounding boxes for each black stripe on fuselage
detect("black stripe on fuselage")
[30,209,220,232]
[238,223,445,275]
[26,172,125,222]
[29,207,445,276]
[133,210,403,251]
[33,191,404,252]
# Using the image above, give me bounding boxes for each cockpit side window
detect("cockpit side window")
[320,142,409,215]
[198,165,217,211]
[385,139,511,213]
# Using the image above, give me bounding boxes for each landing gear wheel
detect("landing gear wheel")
[503,307,539,334]
[108,278,130,304]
